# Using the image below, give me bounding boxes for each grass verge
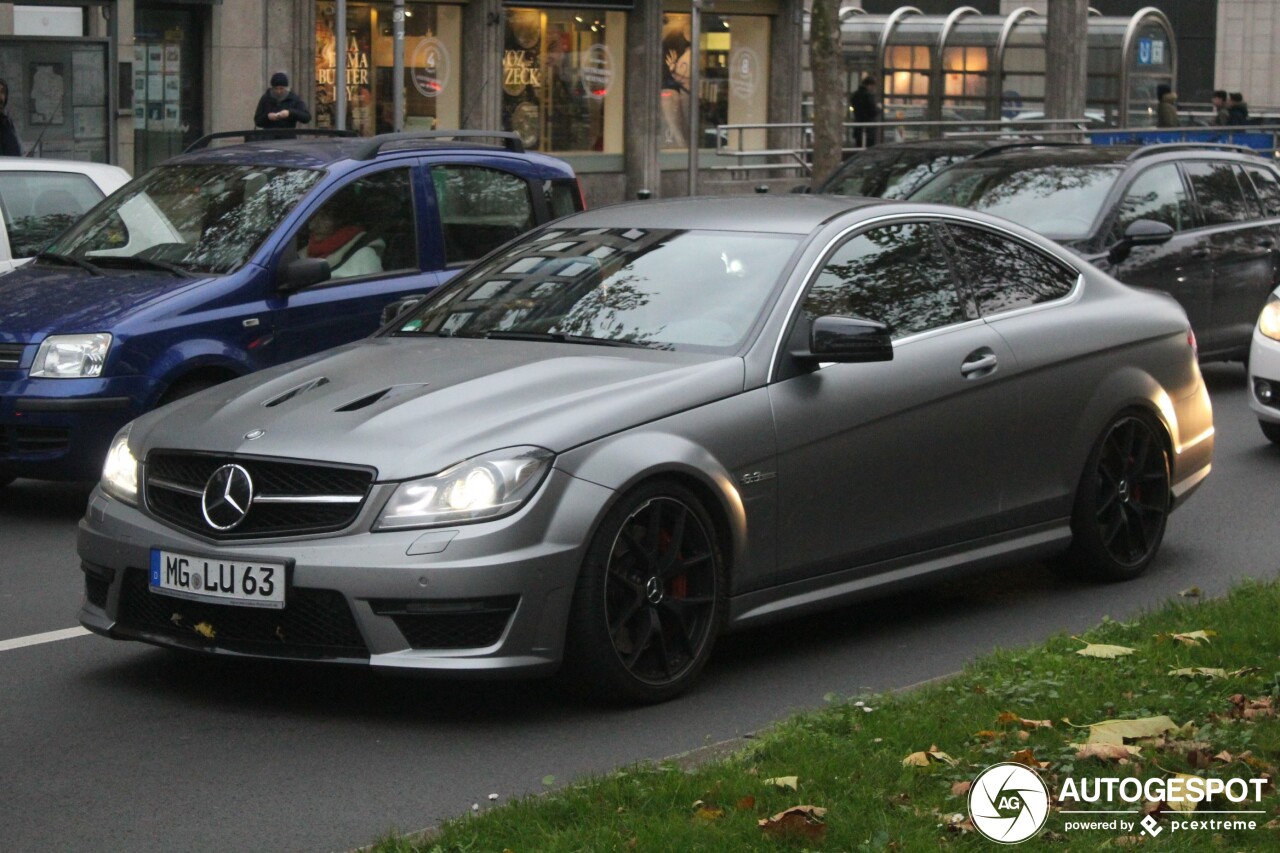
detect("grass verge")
[372,578,1280,851]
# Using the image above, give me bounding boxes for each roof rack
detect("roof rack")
[183,128,357,153]
[353,130,525,160]
[1126,142,1259,160]
[971,141,1092,159]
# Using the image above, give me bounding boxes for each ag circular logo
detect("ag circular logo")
[968,762,1050,844]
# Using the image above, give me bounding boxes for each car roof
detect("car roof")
[552,195,889,234]
[0,158,132,181]
[163,134,576,175]
[951,142,1270,169]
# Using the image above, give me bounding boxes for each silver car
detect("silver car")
[78,197,1214,703]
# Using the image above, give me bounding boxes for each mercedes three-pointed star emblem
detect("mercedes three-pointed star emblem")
[201,464,255,531]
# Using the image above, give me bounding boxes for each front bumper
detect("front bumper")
[77,468,612,675]
[1247,327,1280,425]
[0,373,149,480]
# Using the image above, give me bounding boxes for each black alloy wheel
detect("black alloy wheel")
[563,482,726,704]
[1064,412,1171,581]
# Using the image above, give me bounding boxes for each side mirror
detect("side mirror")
[381,293,426,326]
[278,257,331,292]
[793,315,893,366]
[1108,219,1174,264]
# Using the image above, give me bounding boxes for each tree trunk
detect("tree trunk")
[1044,0,1088,129]
[809,0,846,190]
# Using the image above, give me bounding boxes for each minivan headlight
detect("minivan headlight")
[1259,296,1280,342]
[375,447,554,530]
[30,333,112,377]
[101,424,139,505]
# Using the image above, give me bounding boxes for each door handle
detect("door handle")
[960,352,998,377]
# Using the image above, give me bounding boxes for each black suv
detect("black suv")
[811,139,997,199]
[910,143,1280,362]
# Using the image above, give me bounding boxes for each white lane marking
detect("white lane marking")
[0,627,91,653]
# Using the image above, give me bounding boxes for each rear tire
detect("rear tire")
[1059,412,1171,582]
[1260,420,1280,446]
[561,481,727,705]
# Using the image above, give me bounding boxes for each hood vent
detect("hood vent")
[335,383,429,412]
[263,376,329,407]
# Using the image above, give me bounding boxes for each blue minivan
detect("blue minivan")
[0,131,582,486]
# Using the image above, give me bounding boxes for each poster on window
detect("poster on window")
[28,62,66,125]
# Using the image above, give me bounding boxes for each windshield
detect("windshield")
[910,164,1121,239]
[393,227,800,353]
[825,149,976,199]
[46,164,323,274]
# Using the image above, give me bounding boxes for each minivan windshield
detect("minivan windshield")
[393,227,800,353]
[910,163,1121,239]
[46,164,323,274]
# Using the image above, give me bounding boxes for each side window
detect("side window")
[945,224,1077,315]
[1184,161,1250,226]
[296,168,416,281]
[0,171,104,258]
[802,221,965,339]
[431,165,535,264]
[1110,164,1190,241]
[1244,166,1280,217]
[544,179,583,219]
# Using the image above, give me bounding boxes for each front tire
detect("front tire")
[1260,420,1280,446]
[1060,412,1171,581]
[562,481,727,704]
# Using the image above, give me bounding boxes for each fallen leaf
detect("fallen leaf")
[758,805,827,841]
[1074,637,1135,658]
[736,794,756,810]
[951,781,972,797]
[1011,748,1049,769]
[193,622,215,639]
[693,803,725,821]
[998,712,1052,729]
[1074,742,1143,761]
[902,745,957,767]
[1214,751,1234,763]
[1169,667,1228,679]
[1229,666,1262,678]
[1112,836,1146,846]
[1082,716,1180,744]
[1170,630,1216,646]
[1164,773,1201,813]
[973,730,1001,741]
[763,775,798,790]
[942,813,977,834]
[1178,587,1202,597]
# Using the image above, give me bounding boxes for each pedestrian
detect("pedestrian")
[1211,90,1230,126]
[0,78,23,157]
[850,75,880,148]
[1228,92,1249,126]
[1155,84,1179,128]
[254,72,311,136]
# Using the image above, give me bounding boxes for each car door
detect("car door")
[1104,162,1212,338]
[272,163,440,363]
[1182,159,1277,357]
[942,221,1086,524]
[769,219,1018,585]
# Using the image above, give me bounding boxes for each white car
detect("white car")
[0,158,131,272]
[1248,288,1280,444]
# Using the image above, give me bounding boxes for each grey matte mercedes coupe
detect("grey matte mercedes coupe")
[77,196,1214,703]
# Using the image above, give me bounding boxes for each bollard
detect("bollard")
[755,185,769,194]
[636,189,652,200]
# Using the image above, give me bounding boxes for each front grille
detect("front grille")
[0,343,23,370]
[372,597,519,650]
[117,567,368,658]
[0,425,71,456]
[144,451,374,540]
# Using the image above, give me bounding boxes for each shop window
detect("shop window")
[659,13,769,151]
[315,1,462,136]
[502,8,625,154]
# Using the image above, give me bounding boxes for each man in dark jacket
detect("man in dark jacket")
[254,72,311,137]
[1228,92,1249,126]
[0,79,23,156]
[850,75,880,148]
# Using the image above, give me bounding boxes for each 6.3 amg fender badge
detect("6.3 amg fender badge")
[201,464,255,531]
[244,429,266,440]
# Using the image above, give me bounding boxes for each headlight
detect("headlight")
[374,446,554,531]
[30,333,112,378]
[101,424,139,505]
[1259,296,1280,342]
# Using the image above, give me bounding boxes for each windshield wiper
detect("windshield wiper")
[483,331,655,349]
[92,256,197,278]
[34,251,104,276]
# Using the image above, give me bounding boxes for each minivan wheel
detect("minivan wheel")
[1260,420,1280,446]
[562,482,726,704]
[1060,412,1171,582]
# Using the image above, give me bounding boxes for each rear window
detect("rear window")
[0,171,104,258]
[910,163,1121,239]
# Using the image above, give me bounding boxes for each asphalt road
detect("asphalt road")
[1,363,1274,853]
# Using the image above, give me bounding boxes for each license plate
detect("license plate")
[149,549,286,609]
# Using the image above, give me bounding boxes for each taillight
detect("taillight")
[1187,326,1198,357]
